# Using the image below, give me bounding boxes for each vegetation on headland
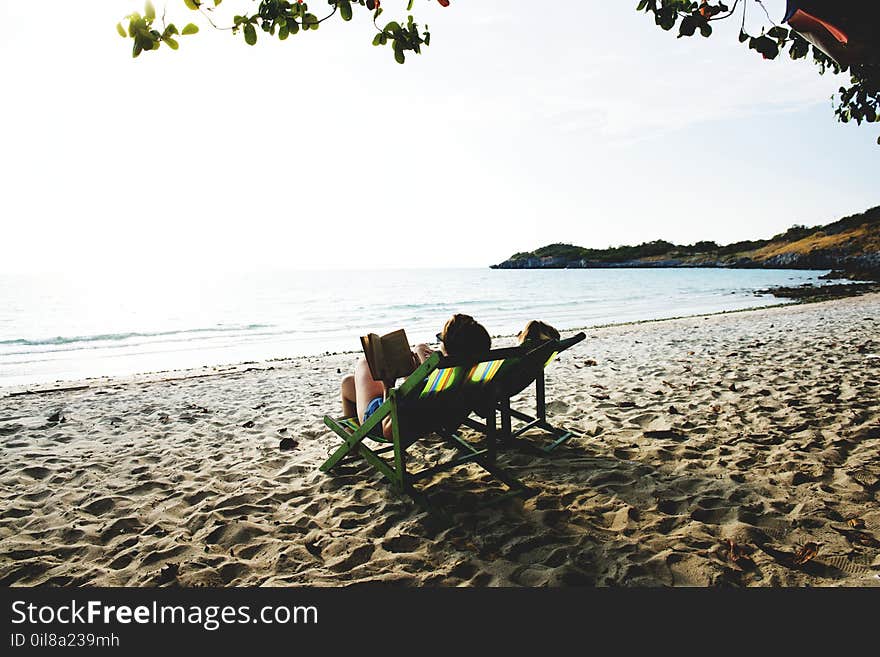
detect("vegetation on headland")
[492,205,880,278]
[118,1,879,145]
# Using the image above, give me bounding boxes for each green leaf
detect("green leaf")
[214,0,223,5]
[372,33,382,46]
[279,24,289,40]
[165,36,179,50]
[182,23,199,35]
[116,22,127,38]
[244,23,257,45]
[339,1,352,22]
[678,16,696,38]
[145,1,156,21]
[407,0,414,9]
[183,0,199,10]
[394,47,405,64]
[128,13,142,37]
[751,35,779,59]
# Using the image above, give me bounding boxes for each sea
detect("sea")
[0,268,838,388]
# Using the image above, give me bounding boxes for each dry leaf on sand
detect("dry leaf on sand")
[724,539,754,565]
[792,542,820,566]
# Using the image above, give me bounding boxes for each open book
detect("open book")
[360,328,416,383]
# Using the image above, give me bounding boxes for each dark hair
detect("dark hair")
[517,320,560,346]
[439,314,491,360]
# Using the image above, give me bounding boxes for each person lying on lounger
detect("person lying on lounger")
[517,320,560,348]
[339,313,491,440]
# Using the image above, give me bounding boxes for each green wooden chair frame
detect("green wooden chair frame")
[320,349,534,505]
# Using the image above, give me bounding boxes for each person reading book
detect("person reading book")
[359,329,421,385]
[340,314,491,440]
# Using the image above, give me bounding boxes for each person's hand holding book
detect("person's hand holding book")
[413,343,435,365]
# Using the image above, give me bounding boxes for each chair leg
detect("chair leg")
[390,403,407,493]
[538,424,578,453]
[535,371,547,423]
[501,371,583,453]
[321,416,370,472]
[500,399,513,445]
[486,390,497,465]
[354,442,400,487]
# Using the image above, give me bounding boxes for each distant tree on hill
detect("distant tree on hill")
[497,205,880,266]
[683,241,721,254]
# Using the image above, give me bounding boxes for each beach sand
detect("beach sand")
[1,294,879,587]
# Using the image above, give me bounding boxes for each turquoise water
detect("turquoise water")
[0,268,833,387]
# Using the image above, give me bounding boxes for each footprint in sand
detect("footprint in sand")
[326,544,375,573]
[183,490,213,505]
[19,466,52,480]
[21,490,52,502]
[690,502,736,525]
[141,544,189,566]
[100,516,144,541]
[629,413,659,429]
[656,498,687,515]
[447,561,477,580]
[109,552,136,570]
[204,521,267,547]
[236,542,270,560]
[381,535,423,554]
[587,469,636,490]
[218,561,250,585]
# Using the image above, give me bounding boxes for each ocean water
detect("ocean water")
[0,268,834,388]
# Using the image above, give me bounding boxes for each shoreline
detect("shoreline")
[2,286,871,399]
[4,269,866,395]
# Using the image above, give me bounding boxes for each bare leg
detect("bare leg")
[341,374,357,417]
[354,357,386,422]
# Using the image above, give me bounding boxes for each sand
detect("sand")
[1,294,879,587]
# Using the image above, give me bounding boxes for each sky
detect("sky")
[0,0,877,273]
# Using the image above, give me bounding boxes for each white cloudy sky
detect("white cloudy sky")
[0,0,877,273]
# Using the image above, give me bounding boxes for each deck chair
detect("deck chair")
[320,349,534,505]
[464,332,586,453]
